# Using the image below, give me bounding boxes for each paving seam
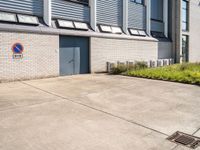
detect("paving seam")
[192,128,200,135]
[21,81,169,137]
[170,145,179,150]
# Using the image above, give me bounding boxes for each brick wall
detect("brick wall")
[0,31,173,81]
[0,32,59,82]
[90,37,172,72]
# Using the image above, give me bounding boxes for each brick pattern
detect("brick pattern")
[0,32,59,82]
[90,37,172,72]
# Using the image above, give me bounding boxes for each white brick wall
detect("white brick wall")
[0,32,59,82]
[0,31,173,80]
[90,37,172,72]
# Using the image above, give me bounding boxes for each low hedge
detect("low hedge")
[126,63,200,85]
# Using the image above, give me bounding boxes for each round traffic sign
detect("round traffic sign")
[12,43,24,54]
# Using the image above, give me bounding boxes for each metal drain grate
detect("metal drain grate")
[175,135,195,145]
[167,131,200,149]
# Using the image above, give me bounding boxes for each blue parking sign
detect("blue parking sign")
[12,43,24,54]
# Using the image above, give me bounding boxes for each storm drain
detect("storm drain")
[167,131,200,149]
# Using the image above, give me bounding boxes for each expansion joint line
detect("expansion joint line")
[21,81,169,137]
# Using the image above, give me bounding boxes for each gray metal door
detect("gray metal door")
[59,36,89,76]
[60,47,80,75]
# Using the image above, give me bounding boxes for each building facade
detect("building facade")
[0,0,199,81]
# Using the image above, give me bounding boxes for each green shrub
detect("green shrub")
[179,63,189,71]
[134,61,148,70]
[111,64,128,74]
[110,61,148,74]
[126,63,200,85]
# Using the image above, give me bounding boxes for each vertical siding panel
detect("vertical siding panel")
[52,0,90,22]
[128,1,146,29]
[96,0,123,26]
[0,0,43,16]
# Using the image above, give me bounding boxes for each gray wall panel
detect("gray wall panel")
[97,0,123,26]
[0,0,43,16]
[52,0,90,22]
[128,1,146,30]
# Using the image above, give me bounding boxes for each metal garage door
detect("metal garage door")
[59,36,89,76]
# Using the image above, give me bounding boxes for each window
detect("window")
[57,20,74,28]
[74,22,88,30]
[57,19,89,30]
[151,0,163,22]
[130,0,144,5]
[138,30,146,36]
[0,12,17,23]
[129,29,139,35]
[182,0,189,31]
[99,25,123,34]
[111,27,122,34]
[17,14,39,25]
[129,29,147,36]
[66,0,89,5]
[151,0,164,34]
[182,35,189,62]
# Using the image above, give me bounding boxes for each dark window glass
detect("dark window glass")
[182,0,189,31]
[66,0,89,5]
[151,0,163,21]
[130,0,144,5]
[151,31,165,38]
[182,35,189,62]
[151,0,164,33]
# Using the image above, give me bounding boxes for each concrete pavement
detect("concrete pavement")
[0,74,200,150]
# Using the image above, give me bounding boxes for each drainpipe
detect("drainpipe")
[145,0,151,36]
[43,0,52,26]
[89,0,97,31]
[123,0,128,34]
[163,0,168,37]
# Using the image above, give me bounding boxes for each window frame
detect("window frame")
[182,34,189,62]
[182,0,189,31]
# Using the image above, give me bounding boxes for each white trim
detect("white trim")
[43,0,52,26]
[123,0,128,34]
[89,0,96,31]
[163,0,168,37]
[145,0,151,36]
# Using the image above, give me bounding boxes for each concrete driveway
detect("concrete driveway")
[0,74,200,150]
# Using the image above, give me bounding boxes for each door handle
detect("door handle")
[68,59,74,63]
